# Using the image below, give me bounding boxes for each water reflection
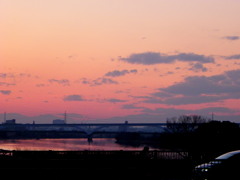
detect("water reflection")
[0,138,154,151]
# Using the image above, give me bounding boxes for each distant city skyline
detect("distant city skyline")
[1,0,240,123]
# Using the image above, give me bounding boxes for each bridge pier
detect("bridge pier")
[87,135,93,144]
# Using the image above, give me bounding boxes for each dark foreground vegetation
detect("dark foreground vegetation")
[0,150,193,180]
[117,116,240,163]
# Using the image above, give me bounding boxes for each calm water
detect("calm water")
[0,138,154,151]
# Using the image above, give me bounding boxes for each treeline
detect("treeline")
[116,115,240,160]
[164,115,240,152]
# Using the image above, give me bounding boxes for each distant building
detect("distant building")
[52,119,65,124]
[4,119,16,125]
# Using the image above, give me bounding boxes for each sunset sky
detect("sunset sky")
[1,0,240,123]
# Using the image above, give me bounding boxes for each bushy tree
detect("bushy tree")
[166,115,208,133]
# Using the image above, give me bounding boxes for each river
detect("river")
[0,138,156,151]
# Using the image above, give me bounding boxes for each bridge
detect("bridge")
[0,123,168,139]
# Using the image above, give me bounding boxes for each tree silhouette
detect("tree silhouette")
[166,115,208,133]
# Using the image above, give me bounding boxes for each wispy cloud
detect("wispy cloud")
[36,83,47,87]
[0,82,16,86]
[101,106,239,123]
[105,69,138,77]
[49,79,70,86]
[81,77,118,86]
[223,36,240,41]
[0,73,8,78]
[0,73,40,82]
[188,63,208,72]
[122,104,145,110]
[0,90,12,95]
[63,94,84,101]
[105,98,126,103]
[226,54,240,59]
[119,52,214,65]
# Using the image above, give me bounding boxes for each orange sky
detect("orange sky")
[1,0,240,123]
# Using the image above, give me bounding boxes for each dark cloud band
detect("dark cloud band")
[223,36,240,41]
[144,69,240,105]
[105,69,138,77]
[119,52,214,65]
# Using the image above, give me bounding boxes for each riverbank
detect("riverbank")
[0,138,158,151]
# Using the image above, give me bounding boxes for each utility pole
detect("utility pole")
[64,111,67,124]
[4,112,6,123]
[212,112,214,121]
